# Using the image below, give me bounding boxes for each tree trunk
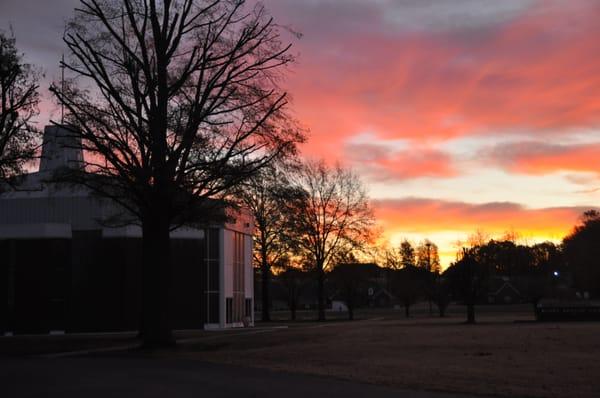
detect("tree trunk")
[438,304,446,318]
[261,256,270,322]
[466,302,476,324]
[290,298,297,321]
[140,207,174,348]
[348,304,354,321]
[405,302,410,318]
[317,264,326,321]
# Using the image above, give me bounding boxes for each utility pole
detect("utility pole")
[60,54,65,124]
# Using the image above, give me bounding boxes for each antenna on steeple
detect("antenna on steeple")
[60,54,65,125]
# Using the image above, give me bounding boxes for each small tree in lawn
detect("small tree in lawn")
[0,29,40,187]
[391,265,420,318]
[52,0,304,347]
[445,247,490,324]
[283,160,375,321]
[277,262,307,321]
[416,239,441,315]
[431,275,451,317]
[330,262,374,320]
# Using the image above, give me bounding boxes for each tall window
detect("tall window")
[231,232,245,323]
[205,229,220,324]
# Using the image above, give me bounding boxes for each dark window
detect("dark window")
[208,292,219,324]
[207,229,219,259]
[245,299,252,318]
[226,298,233,324]
[208,260,219,291]
[204,229,220,324]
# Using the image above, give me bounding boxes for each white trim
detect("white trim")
[219,228,226,328]
[0,223,72,239]
[102,225,142,238]
[102,226,205,239]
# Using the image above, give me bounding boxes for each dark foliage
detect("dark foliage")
[0,29,40,186]
[563,210,600,297]
[330,262,378,320]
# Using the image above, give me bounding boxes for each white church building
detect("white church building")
[0,125,254,334]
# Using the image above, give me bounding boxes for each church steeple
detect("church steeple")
[39,125,83,172]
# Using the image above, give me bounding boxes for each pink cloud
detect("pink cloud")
[343,141,457,181]
[264,0,600,165]
[484,142,600,175]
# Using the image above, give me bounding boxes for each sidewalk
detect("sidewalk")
[0,357,477,398]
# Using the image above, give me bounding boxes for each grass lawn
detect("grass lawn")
[2,305,599,397]
[172,305,600,398]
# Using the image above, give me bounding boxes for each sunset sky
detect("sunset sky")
[2,0,600,267]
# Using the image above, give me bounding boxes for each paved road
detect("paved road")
[1,357,475,398]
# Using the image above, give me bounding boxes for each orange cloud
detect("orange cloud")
[374,198,592,239]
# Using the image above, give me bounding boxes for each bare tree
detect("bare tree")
[446,247,490,324]
[330,262,376,321]
[399,239,416,268]
[416,239,440,273]
[0,29,40,186]
[276,260,307,321]
[391,266,420,318]
[283,160,375,321]
[416,239,441,315]
[431,274,451,317]
[51,0,304,346]
[238,164,295,322]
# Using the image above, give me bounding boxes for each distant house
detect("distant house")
[368,288,394,308]
[331,300,348,312]
[487,276,523,304]
[0,125,254,335]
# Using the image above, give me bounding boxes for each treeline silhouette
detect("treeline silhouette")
[254,209,600,324]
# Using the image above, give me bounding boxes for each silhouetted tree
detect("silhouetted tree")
[478,239,533,277]
[330,262,375,320]
[392,266,421,318]
[0,30,40,187]
[432,276,451,317]
[563,210,600,297]
[445,247,490,324]
[382,243,402,270]
[399,240,416,268]
[283,160,375,321]
[416,239,441,315]
[239,165,296,322]
[517,242,562,308]
[51,0,304,346]
[277,260,307,321]
[416,240,441,273]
